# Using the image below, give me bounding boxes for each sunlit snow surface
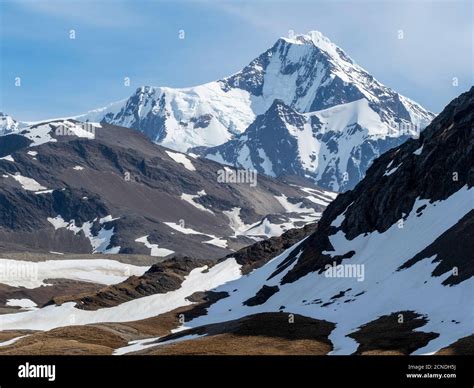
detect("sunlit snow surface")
[0,258,148,288]
[0,259,241,331]
[165,150,196,171]
[8,174,48,191]
[135,235,175,257]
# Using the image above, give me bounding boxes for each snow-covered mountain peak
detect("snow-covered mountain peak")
[281,30,351,64]
[0,113,22,135]
[6,32,435,191]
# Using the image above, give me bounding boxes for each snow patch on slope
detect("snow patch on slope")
[0,258,148,288]
[0,259,242,331]
[9,173,48,192]
[47,215,120,254]
[165,150,196,171]
[135,235,174,257]
[180,191,214,214]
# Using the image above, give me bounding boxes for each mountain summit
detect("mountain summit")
[76,31,433,148]
[2,31,435,191]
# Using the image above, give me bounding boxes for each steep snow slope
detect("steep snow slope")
[0,113,25,135]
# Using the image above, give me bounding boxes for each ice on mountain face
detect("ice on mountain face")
[20,123,58,146]
[0,113,21,135]
[164,222,228,249]
[74,99,126,123]
[92,226,120,254]
[203,237,228,248]
[10,30,432,192]
[257,148,275,176]
[0,155,15,162]
[274,194,313,214]
[223,206,321,240]
[34,189,53,195]
[11,120,96,149]
[164,222,206,236]
[299,186,337,206]
[180,191,214,214]
[312,99,389,137]
[203,96,415,191]
[90,84,256,152]
[223,208,258,237]
[413,145,423,155]
[384,165,399,176]
[282,31,344,62]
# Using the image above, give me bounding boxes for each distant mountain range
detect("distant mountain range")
[2,31,435,191]
[0,119,335,258]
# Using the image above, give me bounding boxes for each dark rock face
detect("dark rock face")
[109,87,168,143]
[202,101,303,178]
[151,312,336,346]
[348,311,440,355]
[190,114,213,129]
[0,134,32,157]
[309,75,365,112]
[399,210,474,285]
[243,285,279,306]
[280,87,474,284]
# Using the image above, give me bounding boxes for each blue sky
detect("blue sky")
[1,0,472,121]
